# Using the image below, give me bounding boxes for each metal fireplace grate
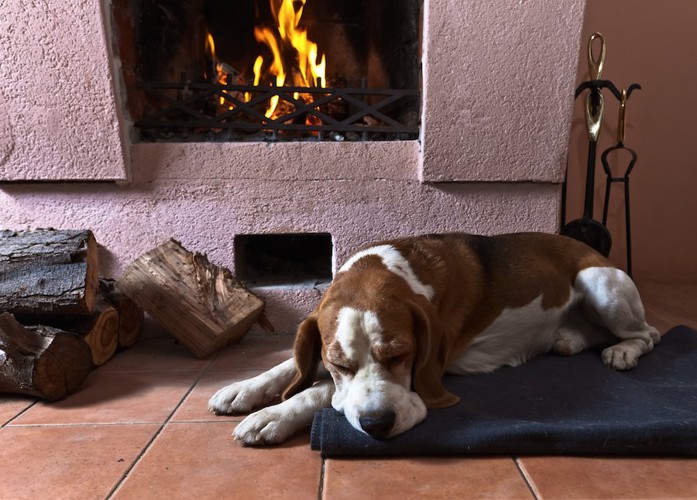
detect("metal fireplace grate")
[136,77,420,142]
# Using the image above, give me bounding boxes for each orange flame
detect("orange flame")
[254,0,326,119]
[204,0,326,123]
[205,32,236,110]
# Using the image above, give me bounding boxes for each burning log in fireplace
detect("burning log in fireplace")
[114,0,421,141]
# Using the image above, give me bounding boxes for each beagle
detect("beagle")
[209,232,660,445]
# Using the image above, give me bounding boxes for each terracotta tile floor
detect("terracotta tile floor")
[1,280,696,499]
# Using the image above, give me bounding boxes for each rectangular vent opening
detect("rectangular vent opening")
[235,233,333,286]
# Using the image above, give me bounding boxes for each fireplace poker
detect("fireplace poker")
[562,33,612,256]
[601,86,641,277]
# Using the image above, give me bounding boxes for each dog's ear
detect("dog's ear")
[282,311,322,400]
[410,300,460,409]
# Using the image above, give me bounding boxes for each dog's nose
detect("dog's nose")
[359,410,396,439]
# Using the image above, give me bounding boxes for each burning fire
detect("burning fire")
[204,33,235,108]
[205,0,326,122]
[254,0,327,119]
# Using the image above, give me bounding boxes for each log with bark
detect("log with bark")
[0,313,92,400]
[14,281,145,366]
[0,229,99,315]
[16,299,120,367]
[116,239,266,358]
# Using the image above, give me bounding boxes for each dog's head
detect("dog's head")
[282,258,459,439]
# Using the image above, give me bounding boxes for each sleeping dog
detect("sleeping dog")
[209,232,660,445]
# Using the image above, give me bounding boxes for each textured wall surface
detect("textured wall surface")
[0,0,586,333]
[0,0,127,180]
[421,0,586,182]
[0,176,559,332]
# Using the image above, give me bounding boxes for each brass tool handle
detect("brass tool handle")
[587,33,606,80]
[617,89,627,144]
[585,90,604,143]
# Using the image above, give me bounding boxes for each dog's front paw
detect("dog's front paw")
[208,380,274,415]
[233,408,296,446]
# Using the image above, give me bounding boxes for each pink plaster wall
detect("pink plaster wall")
[421,0,585,182]
[0,1,587,333]
[566,0,697,283]
[0,0,128,181]
[0,175,560,331]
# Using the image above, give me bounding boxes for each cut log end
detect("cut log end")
[82,304,119,366]
[31,327,93,400]
[0,313,92,401]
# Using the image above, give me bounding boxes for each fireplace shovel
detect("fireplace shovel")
[561,33,612,256]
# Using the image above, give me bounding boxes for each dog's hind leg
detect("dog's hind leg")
[552,310,611,357]
[575,267,660,370]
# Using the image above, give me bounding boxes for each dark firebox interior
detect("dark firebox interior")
[121,0,422,140]
[135,0,421,89]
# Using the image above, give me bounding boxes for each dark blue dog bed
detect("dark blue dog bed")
[311,325,697,457]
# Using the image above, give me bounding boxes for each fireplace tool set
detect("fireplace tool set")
[561,32,641,276]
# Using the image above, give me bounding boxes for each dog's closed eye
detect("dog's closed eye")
[388,354,410,369]
[372,343,412,369]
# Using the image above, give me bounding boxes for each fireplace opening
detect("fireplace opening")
[234,233,333,286]
[112,0,422,143]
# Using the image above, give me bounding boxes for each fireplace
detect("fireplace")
[115,0,422,142]
[2,0,586,331]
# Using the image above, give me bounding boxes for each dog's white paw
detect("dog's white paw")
[233,408,296,446]
[208,380,275,415]
[602,343,641,371]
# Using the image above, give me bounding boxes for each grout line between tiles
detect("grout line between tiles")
[105,358,213,499]
[514,456,540,500]
[6,422,164,428]
[317,457,326,500]
[2,400,38,428]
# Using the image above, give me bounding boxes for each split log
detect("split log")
[100,279,144,348]
[116,239,265,358]
[0,313,92,401]
[0,229,99,315]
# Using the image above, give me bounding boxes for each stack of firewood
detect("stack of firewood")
[0,229,144,400]
[1,229,268,401]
